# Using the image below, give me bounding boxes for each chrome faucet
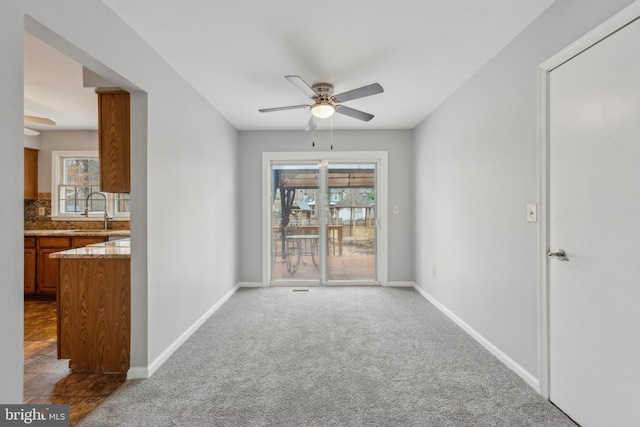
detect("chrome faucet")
[82,191,113,230]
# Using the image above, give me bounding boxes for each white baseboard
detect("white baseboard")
[413,284,539,391]
[132,283,241,380]
[126,366,148,379]
[238,282,266,287]
[384,281,416,287]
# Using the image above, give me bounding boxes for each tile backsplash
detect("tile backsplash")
[24,192,130,230]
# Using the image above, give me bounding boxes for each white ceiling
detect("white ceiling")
[24,0,557,132]
[24,33,98,132]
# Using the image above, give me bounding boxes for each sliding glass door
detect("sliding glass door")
[267,154,382,285]
[271,164,321,282]
[326,163,376,281]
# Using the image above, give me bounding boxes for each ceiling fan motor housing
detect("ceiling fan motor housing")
[312,83,334,99]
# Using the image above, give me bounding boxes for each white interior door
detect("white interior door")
[549,17,640,427]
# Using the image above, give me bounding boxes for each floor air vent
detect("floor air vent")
[292,289,310,292]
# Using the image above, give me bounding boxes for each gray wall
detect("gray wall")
[413,0,634,382]
[0,1,26,403]
[1,0,239,401]
[238,130,414,284]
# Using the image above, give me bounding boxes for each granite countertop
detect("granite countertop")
[25,229,131,237]
[48,238,131,259]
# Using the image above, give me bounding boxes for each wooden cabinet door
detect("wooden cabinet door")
[36,237,71,295]
[97,90,130,193]
[37,248,64,295]
[24,147,38,200]
[24,237,37,294]
[24,248,37,293]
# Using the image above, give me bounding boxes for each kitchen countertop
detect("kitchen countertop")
[25,229,130,237]
[49,238,131,259]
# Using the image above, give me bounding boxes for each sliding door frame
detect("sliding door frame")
[262,151,388,286]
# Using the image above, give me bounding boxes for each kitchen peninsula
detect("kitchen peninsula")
[24,229,130,297]
[49,238,130,374]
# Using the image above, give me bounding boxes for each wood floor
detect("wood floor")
[23,299,125,426]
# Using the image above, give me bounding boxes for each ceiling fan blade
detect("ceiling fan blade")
[259,104,309,113]
[24,115,56,126]
[333,83,383,103]
[285,75,319,99]
[335,105,374,122]
[304,116,316,131]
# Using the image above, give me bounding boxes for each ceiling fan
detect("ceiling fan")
[259,75,383,128]
[24,115,56,136]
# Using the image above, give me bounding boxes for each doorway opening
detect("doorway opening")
[22,17,147,422]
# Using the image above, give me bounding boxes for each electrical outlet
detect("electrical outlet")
[38,207,45,216]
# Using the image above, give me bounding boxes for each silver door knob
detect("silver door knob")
[547,249,569,261]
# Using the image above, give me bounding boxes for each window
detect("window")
[51,151,130,220]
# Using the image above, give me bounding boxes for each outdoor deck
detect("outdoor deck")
[271,222,376,282]
[272,253,375,282]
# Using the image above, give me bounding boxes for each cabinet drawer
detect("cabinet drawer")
[24,237,36,248]
[38,237,71,248]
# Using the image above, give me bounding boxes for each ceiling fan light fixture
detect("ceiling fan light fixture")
[259,76,382,127]
[311,102,335,119]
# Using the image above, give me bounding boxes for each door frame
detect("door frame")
[262,151,388,286]
[536,0,640,398]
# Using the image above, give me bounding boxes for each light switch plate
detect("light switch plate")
[527,203,537,222]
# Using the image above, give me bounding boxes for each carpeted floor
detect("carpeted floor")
[78,287,575,426]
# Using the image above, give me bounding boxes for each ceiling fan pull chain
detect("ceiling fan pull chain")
[330,115,334,150]
[312,116,315,147]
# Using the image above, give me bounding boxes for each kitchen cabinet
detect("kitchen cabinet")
[97,90,130,193]
[24,238,36,293]
[26,235,108,296]
[58,257,130,373]
[36,237,71,296]
[24,147,38,200]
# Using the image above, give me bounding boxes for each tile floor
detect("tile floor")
[23,299,125,426]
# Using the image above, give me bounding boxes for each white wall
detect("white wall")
[413,0,635,385]
[0,0,239,399]
[238,130,413,284]
[37,130,98,191]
